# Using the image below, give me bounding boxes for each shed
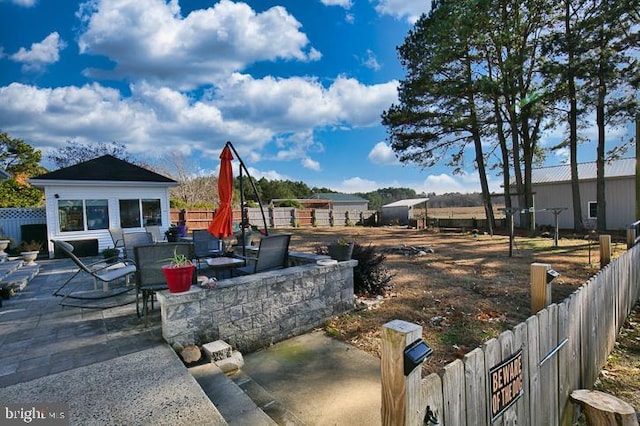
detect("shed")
[29,155,178,258]
[381,198,429,226]
[513,158,636,230]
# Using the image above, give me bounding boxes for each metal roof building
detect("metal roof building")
[516,158,637,230]
[381,198,429,226]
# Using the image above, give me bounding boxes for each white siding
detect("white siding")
[43,184,172,257]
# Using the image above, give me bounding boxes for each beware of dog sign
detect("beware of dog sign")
[489,349,524,421]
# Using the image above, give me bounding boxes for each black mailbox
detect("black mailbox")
[404,339,433,376]
[546,269,560,284]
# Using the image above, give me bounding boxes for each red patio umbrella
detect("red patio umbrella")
[208,145,234,238]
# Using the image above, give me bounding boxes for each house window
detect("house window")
[119,199,142,228]
[142,199,162,226]
[119,198,162,228]
[86,199,109,230]
[58,200,84,232]
[58,199,109,232]
[588,201,597,219]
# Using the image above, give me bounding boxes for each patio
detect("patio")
[0,257,164,387]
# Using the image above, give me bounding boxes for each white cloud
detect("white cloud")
[320,0,352,8]
[423,172,502,195]
[215,73,398,130]
[0,82,270,160]
[302,157,321,171]
[372,0,430,24]
[0,73,398,167]
[2,0,37,6]
[368,141,399,165]
[345,13,355,24]
[361,49,381,71]
[76,0,319,90]
[10,32,67,72]
[338,176,379,193]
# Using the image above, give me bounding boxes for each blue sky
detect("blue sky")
[0,0,635,195]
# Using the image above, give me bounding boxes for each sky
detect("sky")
[0,0,636,196]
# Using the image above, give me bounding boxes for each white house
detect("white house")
[30,155,178,258]
[381,198,429,226]
[514,158,637,231]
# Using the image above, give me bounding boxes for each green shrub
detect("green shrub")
[276,199,303,208]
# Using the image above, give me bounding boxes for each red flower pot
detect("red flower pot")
[162,264,195,293]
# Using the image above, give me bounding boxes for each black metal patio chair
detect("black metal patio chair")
[133,242,195,324]
[235,234,291,275]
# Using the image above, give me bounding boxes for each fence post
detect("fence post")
[531,263,552,314]
[381,320,423,426]
[599,235,611,268]
[627,226,636,250]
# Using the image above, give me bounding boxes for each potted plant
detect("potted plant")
[161,247,196,293]
[101,247,120,264]
[165,226,180,242]
[19,240,42,266]
[0,236,12,256]
[328,238,354,261]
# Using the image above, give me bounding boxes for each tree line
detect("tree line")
[382,0,638,232]
[0,132,486,211]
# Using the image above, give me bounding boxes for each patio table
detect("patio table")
[205,257,244,279]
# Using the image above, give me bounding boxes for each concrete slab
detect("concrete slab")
[237,330,382,426]
[0,345,227,426]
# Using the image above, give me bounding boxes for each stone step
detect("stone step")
[190,363,277,426]
[0,260,40,294]
[0,260,23,281]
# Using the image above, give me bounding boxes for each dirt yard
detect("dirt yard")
[278,225,638,411]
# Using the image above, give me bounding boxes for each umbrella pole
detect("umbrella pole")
[225,141,270,238]
[239,165,246,259]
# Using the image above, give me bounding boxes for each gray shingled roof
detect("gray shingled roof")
[30,155,176,183]
[531,158,636,184]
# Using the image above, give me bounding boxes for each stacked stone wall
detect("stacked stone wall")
[157,257,356,352]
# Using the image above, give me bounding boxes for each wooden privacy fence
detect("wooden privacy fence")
[384,242,640,426]
[170,208,378,230]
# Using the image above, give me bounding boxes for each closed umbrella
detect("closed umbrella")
[208,145,234,239]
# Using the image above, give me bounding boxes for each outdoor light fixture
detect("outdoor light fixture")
[546,269,560,284]
[404,338,433,376]
[54,194,59,199]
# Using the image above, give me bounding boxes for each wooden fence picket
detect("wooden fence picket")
[557,300,572,426]
[463,348,487,425]
[483,339,501,425]
[526,315,542,426]
[512,323,530,426]
[421,373,443,426]
[441,359,465,426]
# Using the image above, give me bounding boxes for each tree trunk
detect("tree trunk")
[566,0,584,232]
[596,60,607,231]
[570,389,639,426]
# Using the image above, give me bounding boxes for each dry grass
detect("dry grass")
[277,225,638,410]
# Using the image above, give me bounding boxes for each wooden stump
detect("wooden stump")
[570,389,639,426]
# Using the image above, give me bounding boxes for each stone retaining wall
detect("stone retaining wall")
[157,253,356,352]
